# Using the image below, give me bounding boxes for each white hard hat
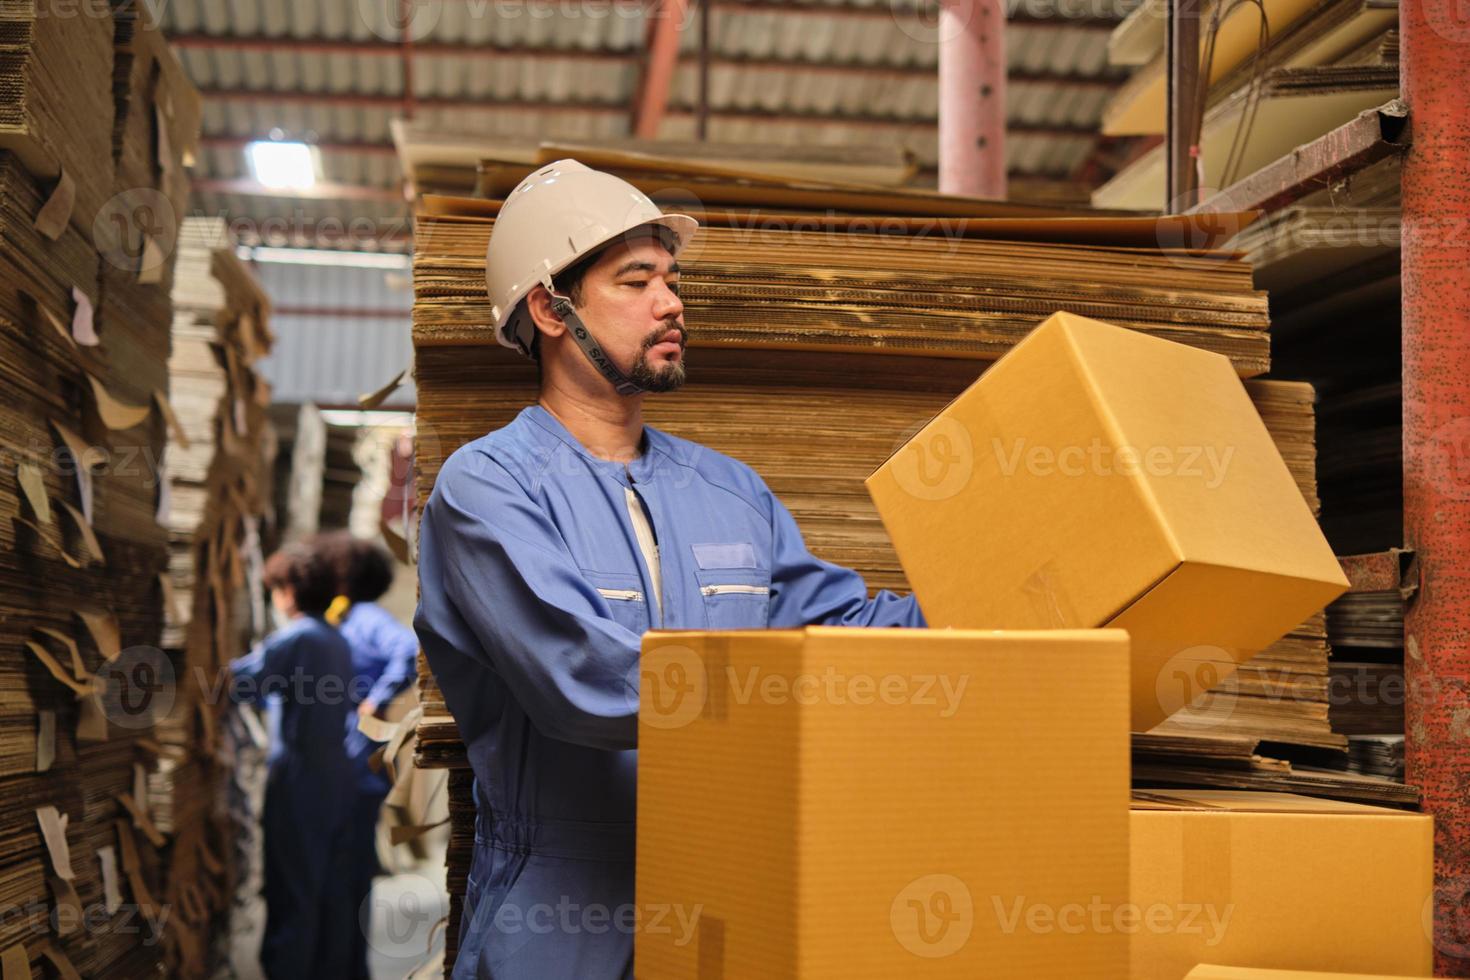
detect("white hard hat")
[486,159,699,357]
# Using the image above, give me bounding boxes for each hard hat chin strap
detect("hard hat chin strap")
[549,290,645,396]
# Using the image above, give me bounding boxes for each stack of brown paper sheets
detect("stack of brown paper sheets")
[0,0,115,232]
[0,14,229,977]
[158,217,277,980]
[415,205,1272,376]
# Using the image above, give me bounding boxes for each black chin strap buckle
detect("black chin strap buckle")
[548,289,644,397]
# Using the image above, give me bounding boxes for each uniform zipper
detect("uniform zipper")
[700,584,771,597]
[597,588,645,602]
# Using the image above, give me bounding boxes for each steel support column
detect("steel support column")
[938,0,1006,199]
[1402,0,1470,971]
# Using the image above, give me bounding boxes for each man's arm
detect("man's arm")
[420,451,643,750]
[765,490,927,629]
[360,609,420,713]
[228,633,291,705]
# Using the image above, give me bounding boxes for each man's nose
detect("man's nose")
[653,280,683,321]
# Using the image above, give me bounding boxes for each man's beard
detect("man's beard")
[628,321,688,393]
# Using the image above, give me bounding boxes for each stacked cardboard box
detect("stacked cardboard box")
[0,10,225,977]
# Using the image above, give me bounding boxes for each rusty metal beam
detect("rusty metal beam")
[1402,0,1470,969]
[169,34,1121,86]
[1338,548,1417,595]
[1164,0,1200,210]
[712,0,1121,27]
[631,0,689,138]
[1191,101,1410,215]
[191,177,406,201]
[194,88,1098,137]
[939,0,1007,198]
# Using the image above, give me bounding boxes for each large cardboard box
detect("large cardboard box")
[866,312,1349,730]
[1131,791,1433,980]
[1186,968,1430,979]
[636,627,1132,978]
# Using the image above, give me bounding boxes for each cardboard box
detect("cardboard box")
[636,627,1131,978]
[865,312,1349,730]
[1187,967,1430,979]
[1131,791,1432,980]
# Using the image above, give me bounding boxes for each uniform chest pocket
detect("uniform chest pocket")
[692,544,770,630]
[583,570,652,636]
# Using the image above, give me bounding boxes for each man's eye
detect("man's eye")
[624,281,647,289]
[668,281,681,295]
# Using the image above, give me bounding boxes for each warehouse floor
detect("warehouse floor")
[228,850,449,980]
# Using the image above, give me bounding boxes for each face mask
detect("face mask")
[269,604,289,631]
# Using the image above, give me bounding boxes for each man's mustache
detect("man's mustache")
[640,321,687,353]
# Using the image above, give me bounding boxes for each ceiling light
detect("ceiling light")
[246,141,318,190]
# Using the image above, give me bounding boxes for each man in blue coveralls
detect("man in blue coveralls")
[414,159,927,979]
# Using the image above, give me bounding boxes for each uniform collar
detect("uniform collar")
[522,404,661,484]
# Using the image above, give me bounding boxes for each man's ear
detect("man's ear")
[525,284,568,339]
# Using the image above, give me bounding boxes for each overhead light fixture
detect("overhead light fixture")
[236,246,410,270]
[246,140,319,190]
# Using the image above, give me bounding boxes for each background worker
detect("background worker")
[415,160,925,979]
[230,542,356,980]
[317,530,421,980]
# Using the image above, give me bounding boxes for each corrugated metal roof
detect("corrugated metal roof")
[163,0,1134,212]
[252,262,416,407]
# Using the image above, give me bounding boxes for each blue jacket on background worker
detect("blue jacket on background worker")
[415,161,925,979]
[230,541,356,980]
[317,530,421,979]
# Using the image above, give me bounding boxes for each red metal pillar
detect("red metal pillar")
[938,0,1006,199]
[1402,0,1470,971]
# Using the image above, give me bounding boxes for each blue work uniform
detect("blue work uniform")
[415,404,925,979]
[334,600,420,979]
[231,614,357,980]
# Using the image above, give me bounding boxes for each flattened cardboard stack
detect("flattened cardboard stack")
[0,11,225,976]
[152,216,275,978]
[0,0,115,233]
